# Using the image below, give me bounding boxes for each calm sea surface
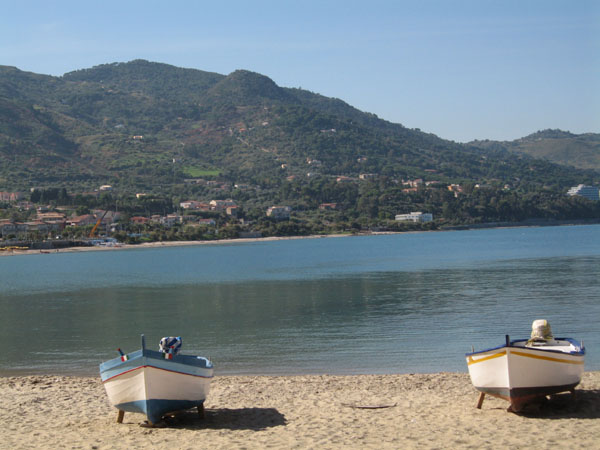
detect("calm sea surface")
[1,225,598,376]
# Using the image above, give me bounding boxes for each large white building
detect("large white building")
[267,206,292,219]
[395,211,433,223]
[566,184,600,201]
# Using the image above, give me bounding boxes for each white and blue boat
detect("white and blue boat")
[99,335,214,425]
[466,320,585,412]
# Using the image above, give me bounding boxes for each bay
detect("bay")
[1,225,598,376]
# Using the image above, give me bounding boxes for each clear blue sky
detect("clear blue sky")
[2,0,598,142]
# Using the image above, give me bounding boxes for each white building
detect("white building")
[566,184,599,201]
[180,200,210,210]
[210,199,237,211]
[395,212,433,223]
[267,206,292,220]
[161,214,183,227]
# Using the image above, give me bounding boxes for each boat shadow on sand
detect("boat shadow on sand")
[153,407,287,430]
[510,389,600,419]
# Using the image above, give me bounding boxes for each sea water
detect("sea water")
[1,225,598,375]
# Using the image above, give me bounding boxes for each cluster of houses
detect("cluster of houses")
[180,199,295,221]
[0,191,25,202]
[0,210,113,239]
[1,184,436,240]
[1,211,68,238]
[179,199,239,216]
[0,195,298,239]
[0,208,206,239]
[8,180,593,241]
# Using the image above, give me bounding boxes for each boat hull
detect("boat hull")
[466,339,584,411]
[100,349,213,424]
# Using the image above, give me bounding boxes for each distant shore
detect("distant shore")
[0,233,355,256]
[0,219,600,256]
[2,220,599,257]
[1,371,598,449]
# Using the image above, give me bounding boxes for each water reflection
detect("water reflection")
[1,255,598,375]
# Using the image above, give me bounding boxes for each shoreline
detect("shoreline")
[2,221,599,257]
[0,232,369,256]
[1,371,599,449]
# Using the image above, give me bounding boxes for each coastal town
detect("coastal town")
[2,180,598,251]
[0,178,437,249]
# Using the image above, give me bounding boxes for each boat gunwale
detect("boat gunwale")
[465,337,585,358]
[99,348,214,382]
[101,363,214,384]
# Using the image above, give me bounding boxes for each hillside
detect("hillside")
[2,60,600,235]
[1,60,597,195]
[470,129,600,171]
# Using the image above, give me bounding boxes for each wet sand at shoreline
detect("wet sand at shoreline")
[1,372,599,449]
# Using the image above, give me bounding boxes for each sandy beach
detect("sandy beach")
[3,222,598,257]
[0,234,356,256]
[1,372,598,449]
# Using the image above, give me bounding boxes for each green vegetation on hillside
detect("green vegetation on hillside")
[0,60,599,239]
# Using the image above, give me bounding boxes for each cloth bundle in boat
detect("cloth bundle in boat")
[528,319,553,343]
[159,336,182,355]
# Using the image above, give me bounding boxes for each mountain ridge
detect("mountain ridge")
[470,129,600,171]
[0,60,597,194]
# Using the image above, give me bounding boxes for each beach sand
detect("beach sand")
[0,234,352,256]
[1,372,598,449]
